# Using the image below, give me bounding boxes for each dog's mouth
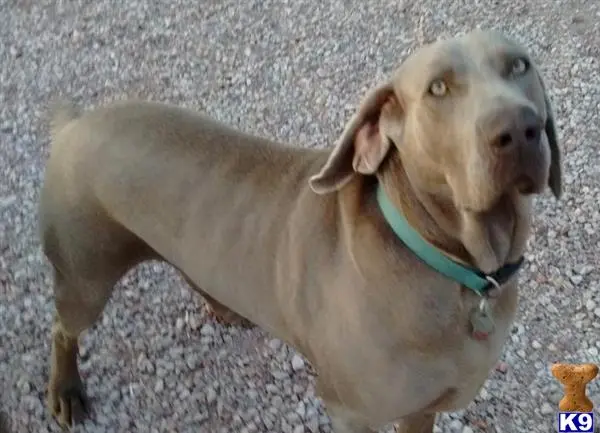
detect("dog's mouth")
[461,175,539,213]
[514,176,536,195]
[512,161,549,196]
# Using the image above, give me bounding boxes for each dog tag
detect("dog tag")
[470,298,495,341]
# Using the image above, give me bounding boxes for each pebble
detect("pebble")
[189,314,202,330]
[449,419,464,432]
[296,401,306,417]
[291,354,306,371]
[306,416,319,433]
[272,370,289,380]
[201,324,215,336]
[478,388,490,400]
[269,339,283,351]
[206,387,218,404]
[271,395,284,408]
[495,361,509,373]
[154,378,164,393]
[541,403,554,415]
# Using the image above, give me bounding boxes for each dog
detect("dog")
[39,29,562,432]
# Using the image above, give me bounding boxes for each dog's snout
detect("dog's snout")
[484,106,542,150]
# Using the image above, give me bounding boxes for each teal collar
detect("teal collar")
[376,184,524,296]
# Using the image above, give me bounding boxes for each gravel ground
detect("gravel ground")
[1,0,599,432]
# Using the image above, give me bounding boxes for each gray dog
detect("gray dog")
[39,29,561,432]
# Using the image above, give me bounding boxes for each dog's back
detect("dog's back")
[39,99,331,343]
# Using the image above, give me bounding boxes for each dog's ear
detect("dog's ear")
[309,83,399,194]
[537,71,562,199]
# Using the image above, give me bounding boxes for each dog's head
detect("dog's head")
[309,30,562,212]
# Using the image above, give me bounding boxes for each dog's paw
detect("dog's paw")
[47,378,89,430]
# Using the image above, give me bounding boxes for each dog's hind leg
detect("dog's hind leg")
[41,208,154,429]
[47,270,108,429]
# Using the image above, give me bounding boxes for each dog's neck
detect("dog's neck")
[375,155,532,274]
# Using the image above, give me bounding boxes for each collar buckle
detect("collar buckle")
[479,256,525,297]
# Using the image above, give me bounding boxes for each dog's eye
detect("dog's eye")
[428,79,448,97]
[509,57,529,77]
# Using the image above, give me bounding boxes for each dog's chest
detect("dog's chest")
[346,284,518,427]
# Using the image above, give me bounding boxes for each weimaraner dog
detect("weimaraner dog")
[39,29,562,432]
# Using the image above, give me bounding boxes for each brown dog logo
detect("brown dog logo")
[551,363,599,412]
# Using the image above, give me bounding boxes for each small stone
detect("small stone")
[462,427,474,433]
[263,415,275,430]
[478,388,490,400]
[585,299,596,311]
[541,402,553,415]
[268,338,282,351]
[206,387,217,404]
[319,415,330,426]
[154,378,164,393]
[189,315,201,330]
[272,370,289,380]
[594,307,600,318]
[271,395,284,408]
[201,324,215,336]
[287,412,301,425]
[186,354,199,369]
[449,419,463,432]
[293,424,305,433]
[291,354,305,371]
[17,377,31,393]
[293,383,305,394]
[532,340,542,349]
[175,317,185,330]
[306,416,319,433]
[570,275,583,285]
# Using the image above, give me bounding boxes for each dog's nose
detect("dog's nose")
[484,106,542,150]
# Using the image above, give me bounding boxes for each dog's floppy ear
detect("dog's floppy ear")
[537,71,562,199]
[309,83,398,194]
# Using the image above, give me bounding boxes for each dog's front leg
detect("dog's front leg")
[392,413,435,433]
[326,403,376,433]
